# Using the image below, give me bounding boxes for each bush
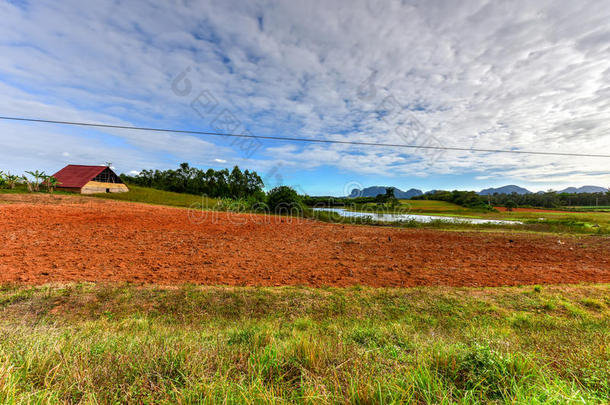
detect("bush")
[505,200,518,211]
[266,186,303,215]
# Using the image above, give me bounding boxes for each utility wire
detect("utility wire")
[1,115,609,158]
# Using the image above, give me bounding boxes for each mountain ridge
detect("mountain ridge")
[348,186,423,199]
[348,184,608,198]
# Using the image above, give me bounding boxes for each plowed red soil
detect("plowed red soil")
[1,195,609,287]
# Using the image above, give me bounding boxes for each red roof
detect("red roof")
[51,165,108,188]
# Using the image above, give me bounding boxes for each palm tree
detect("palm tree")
[25,170,46,192]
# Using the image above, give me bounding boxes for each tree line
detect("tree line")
[486,190,610,208]
[120,163,265,199]
[411,190,492,210]
[0,170,60,192]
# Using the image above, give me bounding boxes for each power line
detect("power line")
[1,115,609,158]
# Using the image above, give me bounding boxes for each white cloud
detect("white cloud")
[0,0,609,187]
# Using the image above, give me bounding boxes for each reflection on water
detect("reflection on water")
[313,208,521,225]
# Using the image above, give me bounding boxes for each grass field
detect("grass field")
[340,199,610,234]
[90,185,218,209]
[398,199,476,213]
[0,283,608,404]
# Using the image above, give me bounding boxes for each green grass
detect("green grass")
[398,199,477,213]
[0,184,73,195]
[338,199,610,235]
[0,283,608,403]
[90,185,218,209]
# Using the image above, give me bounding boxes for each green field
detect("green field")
[90,185,218,209]
[345,199,610,234]
[398,199,475,213]
[0,283,608,404]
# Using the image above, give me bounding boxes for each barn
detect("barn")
[51,165,129,194]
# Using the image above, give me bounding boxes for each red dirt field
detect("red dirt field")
[1,195,609,287]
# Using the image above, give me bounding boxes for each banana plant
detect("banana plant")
[45,176,60,193]
[25,170,46,192]
[5,173,20,189]
[21,175,33,192]
[0,171,5,188]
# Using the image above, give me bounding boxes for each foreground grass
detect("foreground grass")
[0,284,608,404]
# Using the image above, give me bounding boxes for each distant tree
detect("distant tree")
[21,176,33,192]
[505,200,518,212]
[45,176,60,193]
[5,173,20,189]
[385,187,399,207]
[120,163,264,199]
[267,186,303,214]
[25,170,46,192]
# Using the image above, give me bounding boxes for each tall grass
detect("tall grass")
[0,284,608,403]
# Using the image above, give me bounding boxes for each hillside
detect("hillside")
[479,185,531,195]
[559,186,607,193]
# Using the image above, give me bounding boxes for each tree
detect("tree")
[267,186,302,214]
[25,170,46,192]
[45,176,60,193]
[385,187,398,207]
[5,173,19,189]
[21,176,33,192]
[505,200,518,212]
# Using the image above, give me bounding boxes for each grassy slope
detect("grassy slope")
[398,199,475,213]
[0,284,608,403]
[89,185,218,209]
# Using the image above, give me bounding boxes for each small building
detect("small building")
[51,165,129,194]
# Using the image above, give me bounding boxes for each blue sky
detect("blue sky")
[1,0,609,195]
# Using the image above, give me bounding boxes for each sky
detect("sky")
[1,0,609,195]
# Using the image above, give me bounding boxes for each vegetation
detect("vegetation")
[0,170,60,194]
[412,190,493,210]
[120,163,265,199]
[505,200,518,212]
[489,190,610,209]
[91,185,218,209]
[24,170,46,192]
[0,283,607,404]
[399,200,474,213]
[266,185,304,214]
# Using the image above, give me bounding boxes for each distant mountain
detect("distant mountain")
[349,186,423,199]
[559,186,607,194]
[478,185,532,195]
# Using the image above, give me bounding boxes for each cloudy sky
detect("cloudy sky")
[1,0,609,194]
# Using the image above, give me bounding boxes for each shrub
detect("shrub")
[505,200,518,211]
[266,186,303,215]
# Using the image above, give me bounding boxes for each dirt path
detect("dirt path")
[1,196,609,287]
